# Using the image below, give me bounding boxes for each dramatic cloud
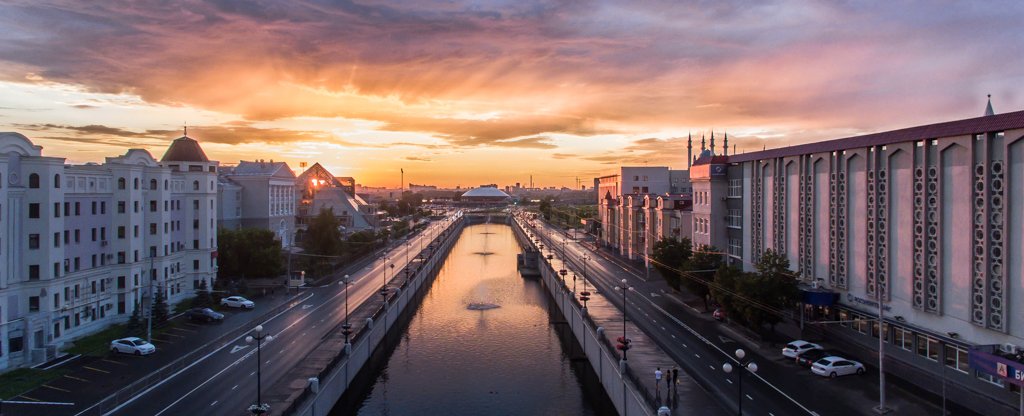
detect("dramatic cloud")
[1,0,1022,186]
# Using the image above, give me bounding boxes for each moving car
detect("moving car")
[110,337,156,356]
[220,296,255,309]
[795,348,842,367]
[186,307,224,322]
[811,356,865,378]
[782,340,822,359]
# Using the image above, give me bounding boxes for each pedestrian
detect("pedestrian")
[672,366,679,386]
[655,367,663,393]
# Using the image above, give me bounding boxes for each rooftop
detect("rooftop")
[161,135,209,162]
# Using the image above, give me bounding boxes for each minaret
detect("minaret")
[710,130,716,155]
[687,132,693,170]
[701,133,706,152]
[985,94,995,116]
[723,131,729,156]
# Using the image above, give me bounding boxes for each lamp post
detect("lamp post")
[579,255,591,311]
[381,262,393,303]
[721,348,757,416]
[614,279,634,370]
[246,325,274,415]
[341,275,353,350]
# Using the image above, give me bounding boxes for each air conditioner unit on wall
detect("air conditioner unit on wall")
[1000,343,1019,354]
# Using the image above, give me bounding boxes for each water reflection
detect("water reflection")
[336,223,614,416]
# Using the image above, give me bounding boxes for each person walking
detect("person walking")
[672,366,679,391]
[655,367,663,394]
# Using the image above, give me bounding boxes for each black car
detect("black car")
[795,348,842,367]
[185,307,224,322]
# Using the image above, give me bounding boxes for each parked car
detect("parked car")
[186,307,224,322]
[795,348,842,367]
[811,356,865,378]
[110,337,156,356]
[220,296,255,309]
[782,340,822,359]
[713,308,727,321]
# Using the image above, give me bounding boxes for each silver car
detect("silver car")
[220,296,255,309]
[110,337,156,356]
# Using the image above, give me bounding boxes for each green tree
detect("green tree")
[302,209,343,256]
[538,196,554,220]
[218,228,285,278]
[689,244,724,310]
[711,265,747,321]
[651,237,692,291]
[748,249,801,334]
[194,279,211,307]
[127,302,142,334]
[151,291,169,325]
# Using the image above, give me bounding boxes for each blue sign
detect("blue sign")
[969,348,1024,387]
[846,294,892,311]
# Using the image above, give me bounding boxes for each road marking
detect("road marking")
[18,395,41,402]
[661,326,666,330]
[171,327,196,333]
[682,343,687,348]
[709,365,715,370]
[162,332,185,338]
[251,371,256,376]
[210,400,218,406]
[695,353,701,358]
[84,366,110,374]
[726,379,732,384]
[230,345,247,354]
[718,335,734,344]
[746,394,753,400]
[232,385,238,390]
[64,375,89,382]
[302,304,313,310]
[670,335,676,339]
[265,360,271,365]
[41,384,71,392]
[101,359,126,366]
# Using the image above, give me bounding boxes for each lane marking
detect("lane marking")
[230,345,247,354]
[84,366,110,374]
[101,359,127,366]
[64,375,90,382]
[695,353,701,358]
[18,395,41,402]
[210,400,218,406]
[746,394,753,400]
[41,384,71,392]
[232,385,238,390]
[726,379,733,384]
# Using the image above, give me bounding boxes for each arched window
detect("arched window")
[164,179,169,190]
[118,177,126,190]
[193,180,199,191]
[133,178,139,189]
[28,173,40,188]
[150,179,157,190]
[54,174,61,188]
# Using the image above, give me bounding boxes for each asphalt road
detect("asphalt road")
[521,215,930,416]
[96,214,461,416]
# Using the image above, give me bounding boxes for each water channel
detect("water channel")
[331,222,616,415]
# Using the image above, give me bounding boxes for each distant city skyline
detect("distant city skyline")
[1,1,1022,187]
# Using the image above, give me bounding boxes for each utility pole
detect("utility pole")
[147,256,154,343]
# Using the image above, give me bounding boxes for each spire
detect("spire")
[723,131,729,156]
[183,121,188,137]
[985,94,995,116]
[710,130,716,155]
[687,132,693,170]
[701,134,706,151]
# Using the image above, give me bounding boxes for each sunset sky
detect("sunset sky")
[1,1,1022,188]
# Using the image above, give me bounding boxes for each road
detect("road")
[522,215,826,416]
[94,213,461,416]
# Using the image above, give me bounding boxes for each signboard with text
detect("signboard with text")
[969,348,1024,387]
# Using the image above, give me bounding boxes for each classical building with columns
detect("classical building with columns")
[690,106,1024,415]
[0,132,218,370]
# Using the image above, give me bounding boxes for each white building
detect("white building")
[0,132,218,370]
[218,160,297,246]
[596,166,692,260]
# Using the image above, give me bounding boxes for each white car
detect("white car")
[811,356,865,378]
[110,337,156,356]
[782,340,822,359]
[221,296,255,309]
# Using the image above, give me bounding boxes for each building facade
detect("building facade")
[0,132,219,370]
[597,167,692,260]
[218,160,297,246]
[709,110,1024,414]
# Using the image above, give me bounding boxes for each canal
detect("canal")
[331,222,616,415]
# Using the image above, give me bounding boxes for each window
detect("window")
[118,177,126,190]
[726,209,742,228]
[28,173,39,188]
[64,202,70,216]
[54,174,61,188]
[134,177,139,189]
[893,326,913,351]
[916,334,939,361]
[193,239,199,249]
[53,262,60,278]
[118,201,126,213]
[91,201,97,215]
[193,260,200,270]
[29,203,39,218]
[945,344,969,374]
[134,201,139,212]
[150,223,157,235]
[117,252,125,264]
[74,257,80,271]
[75,202,80,216]
[193,180,199,191]
[870,321,890,342]
[29,296,39,312]
[193,200,199,210]
[150,179,157,190]
[53,232,60,247]
[193,219,199,229]
[91,228,97,241]
[54,202,61,218]
[101,201,106,214]
[728,178,742,198]
[100,227,106,240]
[728,238,742,257]
[29,265,39,280]
[150,200,157,212]
[117,275,126,289]
[74,229,80,243]
[28,234,39,249]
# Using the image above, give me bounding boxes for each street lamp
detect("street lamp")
[579,255,591,311]
[381,263,393,303]
[341,275,353,350]
[721,348,757,416]
[614,279,634,370]
[246,325,274,415]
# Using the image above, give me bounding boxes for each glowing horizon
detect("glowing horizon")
[1,1,1022,188]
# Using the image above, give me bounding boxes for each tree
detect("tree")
[711,265,747,321]
[749,249,801,334]
[688,244,723,310]
[127,302,142,334]
[651,237,692,290]
[218,228,285,279]
[538,196,554,220]
[194,279,211,307]
[152,291,169,325]
[302,209,343,256]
